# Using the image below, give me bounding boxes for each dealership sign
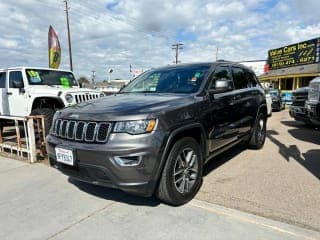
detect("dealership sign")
[268,38,320,69]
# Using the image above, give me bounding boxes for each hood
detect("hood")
[26,85,101,96]
[58,93,194,121]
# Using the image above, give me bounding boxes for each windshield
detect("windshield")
[121,65,210,94]
[269,91,279,97]
[25,69,78,87]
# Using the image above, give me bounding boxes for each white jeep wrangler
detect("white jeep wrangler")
[0,67,103,133]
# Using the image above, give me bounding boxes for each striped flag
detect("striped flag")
[48,25,61,69]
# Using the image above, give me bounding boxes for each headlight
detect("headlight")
[113,119,156,134]
[65,94,73,103]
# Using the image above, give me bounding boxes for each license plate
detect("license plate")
[55,147,74,166]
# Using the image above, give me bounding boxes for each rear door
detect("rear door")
[231,66,257,136]
[7,70,28,116]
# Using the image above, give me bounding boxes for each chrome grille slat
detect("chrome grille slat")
[52,119,110,143]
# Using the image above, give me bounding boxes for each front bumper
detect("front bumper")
[306,102,320,125]
[46,131,166,197]
[289,105,310,123]
[271,100,280,110]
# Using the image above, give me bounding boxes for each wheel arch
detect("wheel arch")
[152,123,207,192]
[31,97,64,113]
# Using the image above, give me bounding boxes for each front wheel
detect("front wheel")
[156,137,203,206]
[248,113,267,149]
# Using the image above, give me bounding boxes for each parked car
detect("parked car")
[289,87,310,124]
[47,61,267,206]
[306,77,320,126]
[269,89,285,111]
[0,67,104,133]
[265,90,272,117]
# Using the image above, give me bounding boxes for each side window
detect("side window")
[232,67,248,90]
[209,65,232,89]
[0,72,6,88]
[245,70,258,87]
[9,71,24,88]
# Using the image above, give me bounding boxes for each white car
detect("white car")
[265,90,272,117]
[0,67,104,133]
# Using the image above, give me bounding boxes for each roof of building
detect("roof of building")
[259,63,320,80]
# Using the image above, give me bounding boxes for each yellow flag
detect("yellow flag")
[48,25,61,69]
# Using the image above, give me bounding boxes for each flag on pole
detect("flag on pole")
[48,25,61,69]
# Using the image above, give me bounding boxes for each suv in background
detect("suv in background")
[47,61,267,206]
[0,67,103,133]
[269,89,285,111]
[306,77,320,126]
[289,87,310,124]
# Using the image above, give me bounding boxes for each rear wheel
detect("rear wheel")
[30,108,55,136]
[156,137,203,206]
[248,113,267,149]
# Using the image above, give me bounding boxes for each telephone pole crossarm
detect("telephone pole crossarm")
[171,43,183,64]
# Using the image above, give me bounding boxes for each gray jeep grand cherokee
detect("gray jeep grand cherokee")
[47,61,267,205]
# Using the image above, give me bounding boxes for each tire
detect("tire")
[156,137,203,206]
[248,113,267,149]
[30,108,55,136]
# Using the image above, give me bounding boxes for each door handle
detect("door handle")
[6,92,12,95]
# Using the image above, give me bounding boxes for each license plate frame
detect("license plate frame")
[55,147,74,166]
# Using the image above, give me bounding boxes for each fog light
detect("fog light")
[114,156,141,167]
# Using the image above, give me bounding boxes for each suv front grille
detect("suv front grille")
[292,91,308,106]
[74,94,100,103]
[308,83,320,102]
[52,119,111,143]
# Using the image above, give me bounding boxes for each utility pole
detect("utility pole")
[171,43,183,64]
[91,70,95,85]
[216,47,219,61]
[64,0,73,71]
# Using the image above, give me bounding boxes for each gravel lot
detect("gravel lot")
[196,109,320,231]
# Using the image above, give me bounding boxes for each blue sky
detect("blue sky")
[0,0,320,80]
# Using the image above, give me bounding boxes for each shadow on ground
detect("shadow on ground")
[203,144,246,176]
[68,178,161,207]
[267,129,320,179]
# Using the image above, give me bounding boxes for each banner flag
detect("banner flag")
[48,25,61,69]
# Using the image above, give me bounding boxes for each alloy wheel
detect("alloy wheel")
[173,147,199,194]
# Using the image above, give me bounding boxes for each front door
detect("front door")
[205,65,238,152]
[7,70,28,116]
[0,71,9,115]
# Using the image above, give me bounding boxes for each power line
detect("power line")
[171,43,183,64]
[64,0,73,71]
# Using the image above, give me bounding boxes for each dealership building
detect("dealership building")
[259,37,320,91]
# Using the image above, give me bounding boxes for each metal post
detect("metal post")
[27,118,37,163]
[64,0,73,71]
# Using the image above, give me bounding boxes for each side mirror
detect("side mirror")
[209,79,233,94]
[13,80,24,89]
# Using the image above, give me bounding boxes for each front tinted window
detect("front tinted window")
[122,65,210,94]
[232,67,248,89]
[209,65,232,89]
[9,71,24,88]
[0,72,6,88]
[26,69,78,87]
